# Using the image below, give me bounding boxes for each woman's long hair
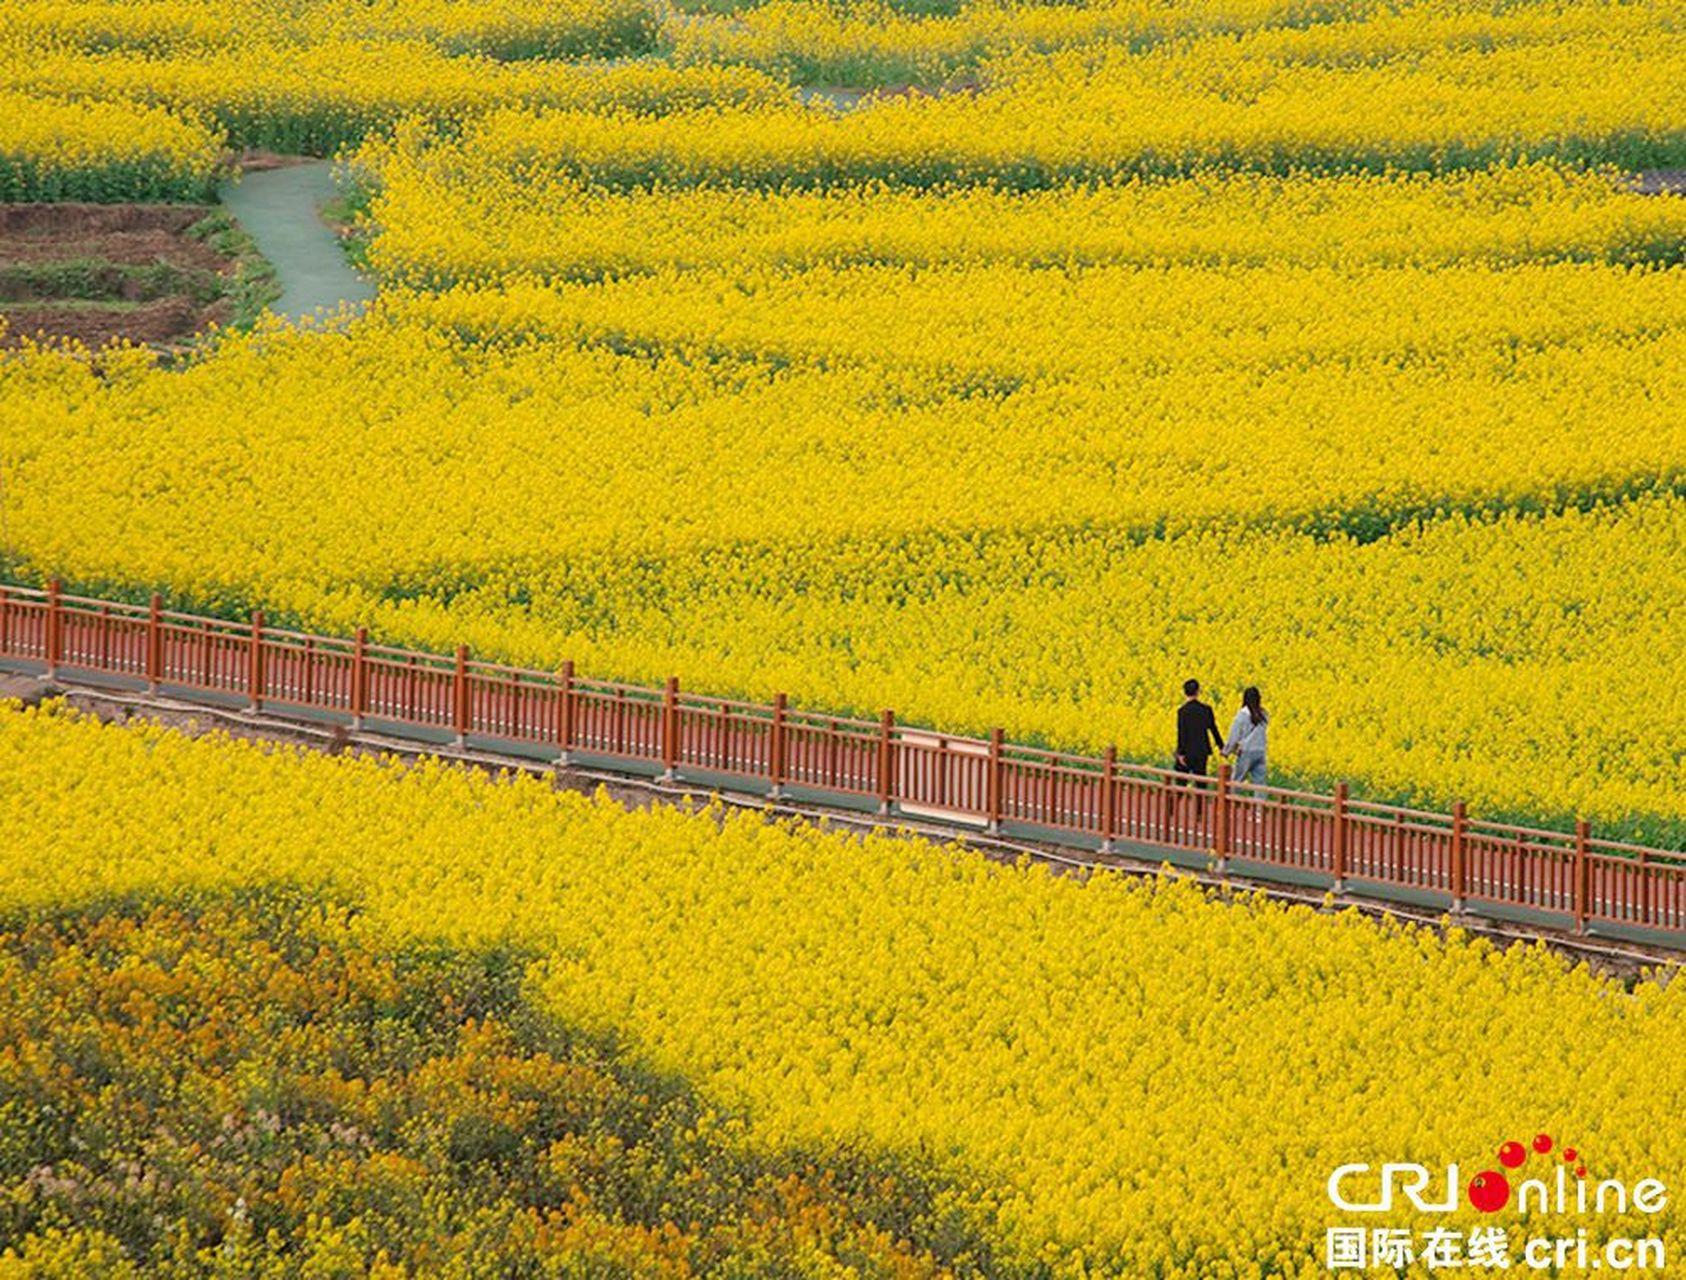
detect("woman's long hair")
[1243,686,1266,727]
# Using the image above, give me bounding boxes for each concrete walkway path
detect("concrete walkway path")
[219,162,374,322]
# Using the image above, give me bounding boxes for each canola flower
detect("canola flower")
[375,263,1686,483]
[10,260,1683,572]
[0,89,222,201]
[0,0,788,169]
[2,702,1685,1276]
[661,0,1686,89]
[355,148,1686,286]
[1,44,793,157]
[0,0,1682,846]
[7,0,659,61]
[0,12,1677,1279]
[5,0,1681,186]
[661,0,1342,88]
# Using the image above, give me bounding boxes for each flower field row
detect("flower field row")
[9,0,659,61]
[1,702,1683,1276]
[4,0,1681,186]
[357,150,1686,286]
[664,0,1676,89]
[0,90,222,201]
[14,258,1683,567]
[661,0,1330,88]
[386,264,1686,492]
[1,44,791,158]
[0,0,786,173]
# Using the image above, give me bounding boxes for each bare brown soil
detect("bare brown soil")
[1,297,233,348]
[0,204,228,271]
[0,203,241,349]
[0,203,203,235]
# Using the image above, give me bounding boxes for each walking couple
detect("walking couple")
[1175,678,1268,786]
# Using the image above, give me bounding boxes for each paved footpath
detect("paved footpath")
[219,162,374,322]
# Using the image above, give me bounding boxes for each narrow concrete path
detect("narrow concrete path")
[219,162,374,322]
[1636,169,1686,196]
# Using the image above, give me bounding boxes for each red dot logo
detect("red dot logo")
[1498,1141,1527,1169]
[1575,1165,1588,1179]
[1469,1171,1511,1213]
[1564,1147,1579,1163]
[1533,1134,1554,1154]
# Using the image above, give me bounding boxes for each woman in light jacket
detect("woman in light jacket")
[1224,686,1269,785]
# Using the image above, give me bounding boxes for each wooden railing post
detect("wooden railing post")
[1099,745,1117,853]
[1449,800,1467,913]
[45,577,63,680]
[1159,765,1174,845]
[1574,819,1590,934]
[452,644,469,747]
[1214,760,1231,872]
[985,727,1004,834]
[661,676,679,780]
[146,593,162,693]
[1332,781,1349,893]
[350,626,368,729]
[0,585,8,659]
[247,609,264,712]
[555,660,575,766]
[876,710,894,815]
[769,692,788,799]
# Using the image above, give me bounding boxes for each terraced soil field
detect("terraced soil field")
[0,203,273,348]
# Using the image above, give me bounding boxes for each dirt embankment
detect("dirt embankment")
[0,203,271,351]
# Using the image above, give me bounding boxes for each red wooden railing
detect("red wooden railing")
[2,580,1682,943]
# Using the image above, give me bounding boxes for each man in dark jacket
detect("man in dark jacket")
[1175,678,1224,780]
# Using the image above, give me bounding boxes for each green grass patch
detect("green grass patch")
[0,260,224,305]
[183,208,280,331]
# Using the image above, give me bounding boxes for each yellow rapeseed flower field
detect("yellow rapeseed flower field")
[664,0,1684,94]
[0,0,1682,845]
[0,885,989,1274]
[0,0,784,158]
[0,44,792,156]
[2,0,1684,1270]
[2,702,1683,1276]
[6,0,659,61]
[4,168,1682,836]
